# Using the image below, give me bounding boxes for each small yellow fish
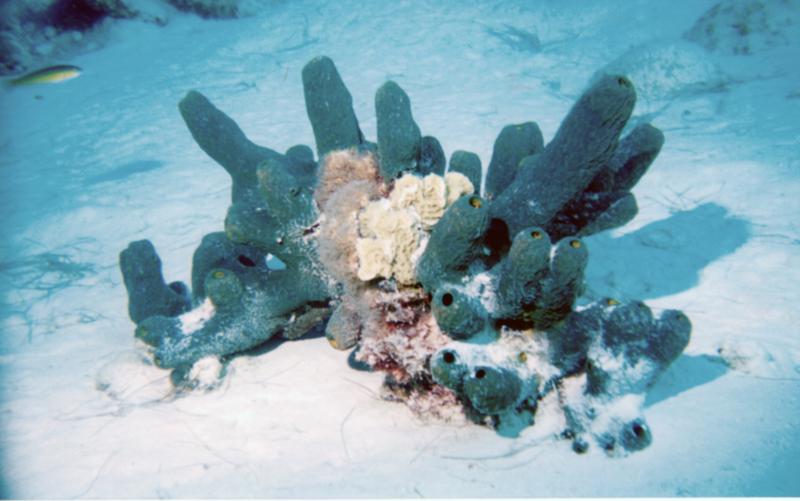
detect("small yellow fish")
[7,64,82,86]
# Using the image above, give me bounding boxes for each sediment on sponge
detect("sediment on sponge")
[119,55,690,455]
[549,298,691,455]
[135,263,330,370]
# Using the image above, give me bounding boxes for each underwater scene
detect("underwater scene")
[1,0,799,497]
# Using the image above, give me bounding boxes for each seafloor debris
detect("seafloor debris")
[684,0,800,56]
[119,55,690,456]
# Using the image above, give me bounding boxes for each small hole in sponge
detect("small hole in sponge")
[443,352,456,364]
[531,230,542,239]
[570,239,582,249]
[237,255,256,267]
[617,76,630,87]
[572,439,589,454]
[632,422,646,438]
[441,293,454,306]
[469,197,482,208]
[475,369,486,379]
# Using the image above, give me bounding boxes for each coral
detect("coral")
[356,287,449,384]
[119,240,191,323]
[489,75,637,240]
[134,263,329,369]
[419,136,446,176]
[415,194,491,292]
[429,297,690,453]
[493,229,587,327]
[376,81,422,180]
[351,171,475,285]
[413,174,447,229]
[484,122,544,200]
[189,231,271,299]
[123,88,331,374]
[444,172,474,205]
[316,178,378,289]
[324,298,361,350]
[302,56,365,158]
[355,237,394,281]
[448,151,482,194]
[314,148,379,209]
[120,55,691,456]
[552,300,691,454]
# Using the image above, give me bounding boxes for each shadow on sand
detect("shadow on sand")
[85,160,165,185]
[584,202,751,301]
[646,353,729,408]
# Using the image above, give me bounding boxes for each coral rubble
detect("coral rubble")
[684,0,800,56]
[120,55,691,456]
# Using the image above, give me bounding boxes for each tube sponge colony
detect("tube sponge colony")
[119,55,689,455]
